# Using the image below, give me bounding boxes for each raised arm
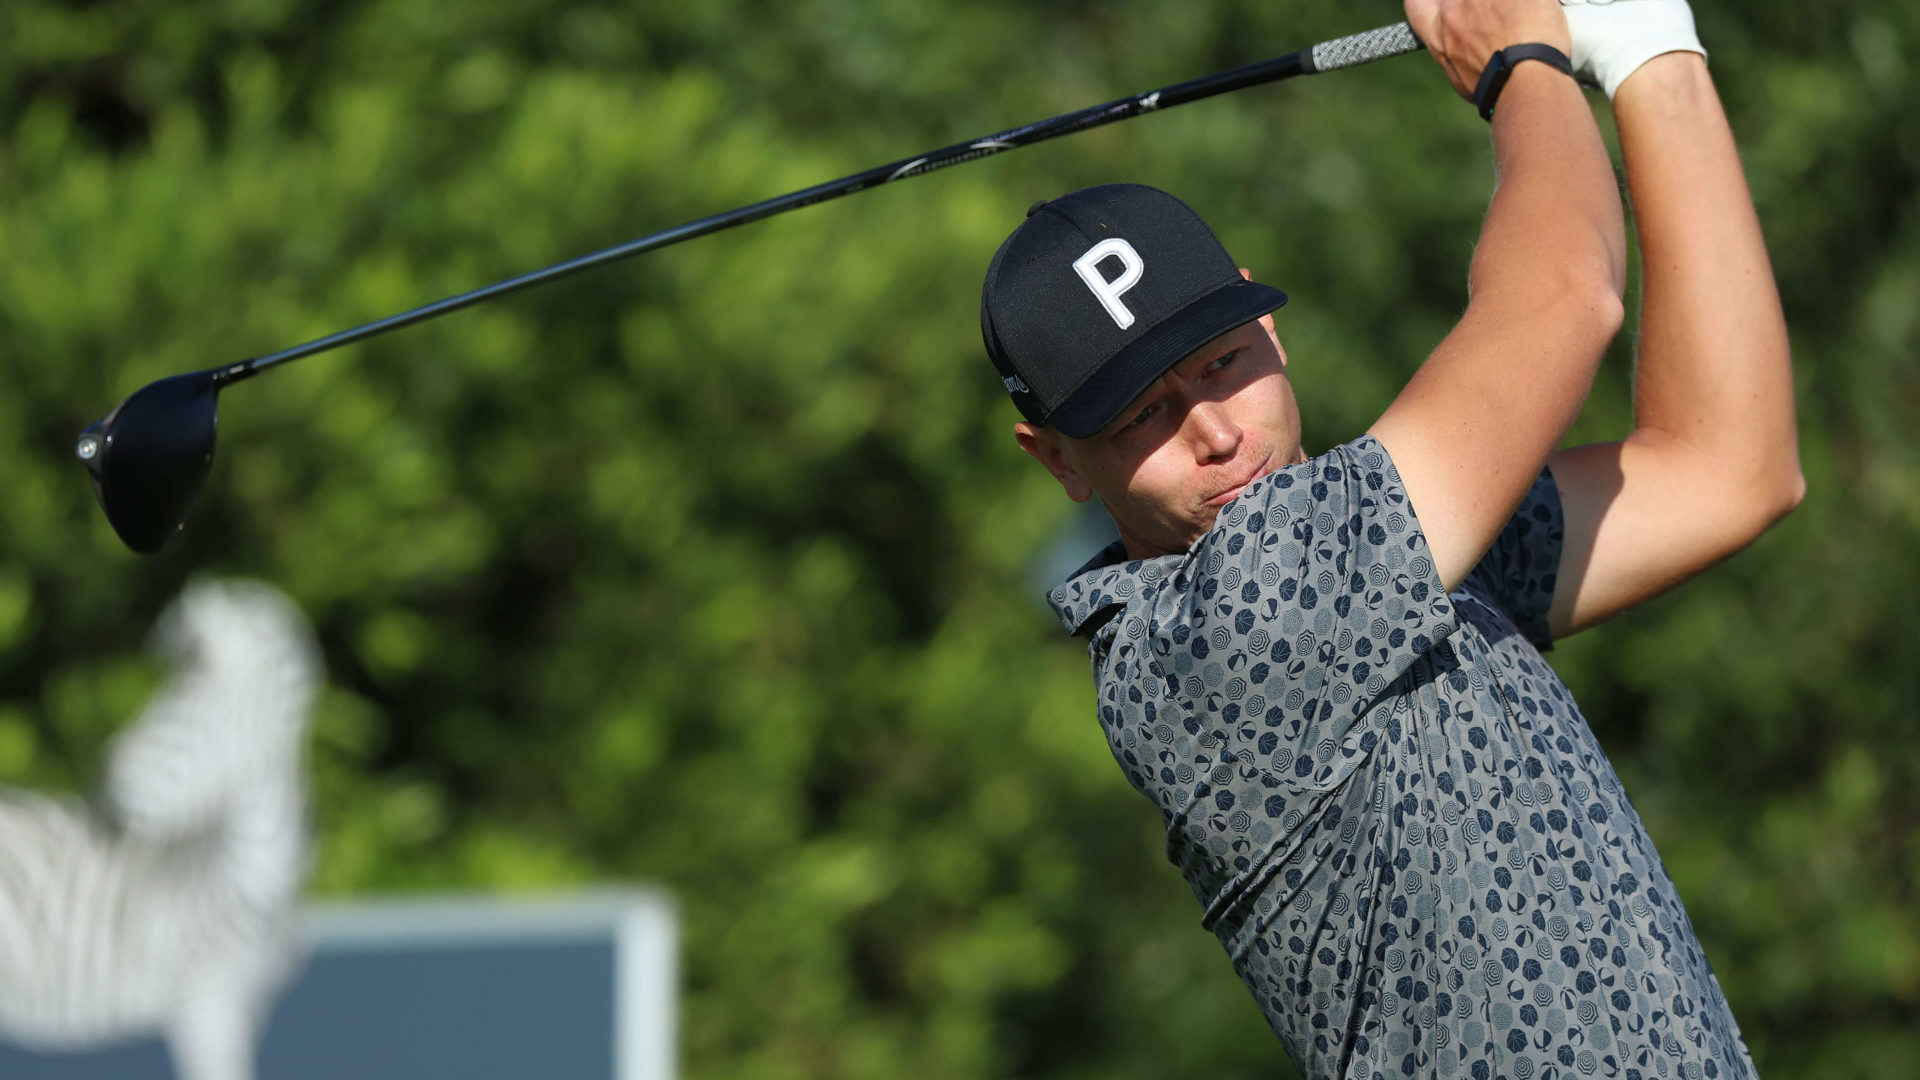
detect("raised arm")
[1544,49,1804,638]
[1371,0,1628,591]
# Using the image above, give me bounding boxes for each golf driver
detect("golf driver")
[76,21,1423,554]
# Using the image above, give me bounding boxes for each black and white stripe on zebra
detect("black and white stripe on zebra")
[0,579,321,1080]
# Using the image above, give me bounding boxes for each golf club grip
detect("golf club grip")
[1305,23,1424,74]
[236,22,1419,378]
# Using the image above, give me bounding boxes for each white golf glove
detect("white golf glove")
[1560,0,1707,99]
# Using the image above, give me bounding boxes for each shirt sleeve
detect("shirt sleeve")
[1461,467,1564,650]
[1144,433,1460,791]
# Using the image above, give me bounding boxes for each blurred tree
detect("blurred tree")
[0,1,1914,1077]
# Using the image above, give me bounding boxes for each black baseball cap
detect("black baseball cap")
[980,184,1287,438]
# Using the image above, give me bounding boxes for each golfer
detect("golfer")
[982,0,1798,1075]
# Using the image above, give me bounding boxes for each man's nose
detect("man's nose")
[1185,400,1242,461]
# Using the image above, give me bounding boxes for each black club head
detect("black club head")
[76,369,223,554]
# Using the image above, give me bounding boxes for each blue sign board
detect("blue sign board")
[0,891,676,1080]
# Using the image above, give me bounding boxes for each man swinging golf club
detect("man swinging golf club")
[985,0,1799,1075]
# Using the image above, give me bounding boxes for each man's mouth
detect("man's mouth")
[1203,452,1275,508]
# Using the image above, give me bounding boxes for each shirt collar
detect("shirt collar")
[1045,540,1182,637]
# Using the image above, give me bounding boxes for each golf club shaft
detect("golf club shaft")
[226,21,1421,383]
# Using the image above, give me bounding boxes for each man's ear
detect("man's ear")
[1014,422,1094,503]
[1258,309,1281,346]
[1240,267,1285,368]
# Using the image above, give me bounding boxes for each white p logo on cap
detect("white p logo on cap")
[1073,238,1144,329]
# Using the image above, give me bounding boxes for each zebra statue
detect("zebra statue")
[0,579,321,1080]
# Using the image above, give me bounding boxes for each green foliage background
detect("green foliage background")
[1,1,1915,1076]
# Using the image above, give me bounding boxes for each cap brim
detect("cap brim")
[1049,278,1288,439]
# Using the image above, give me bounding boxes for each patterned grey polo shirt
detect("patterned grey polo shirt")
[1049,434,1755,1080]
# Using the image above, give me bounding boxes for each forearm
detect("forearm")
[1374,56,1626,590]
[1474,65,1628,309]
[1614,54,1803,504]
[1404,64,1627,477]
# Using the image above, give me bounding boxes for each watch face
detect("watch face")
[1474,49,1515,119]
[1475,44,1572,120]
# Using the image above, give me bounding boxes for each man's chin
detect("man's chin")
[1202,451,1277,509]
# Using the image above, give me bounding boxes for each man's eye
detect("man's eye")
[1207,350,1238,373]
[1125,405,1157,429]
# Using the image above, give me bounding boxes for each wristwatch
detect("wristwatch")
[1473,43,1576,121]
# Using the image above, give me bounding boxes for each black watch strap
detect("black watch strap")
[1473,43,1575,121]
